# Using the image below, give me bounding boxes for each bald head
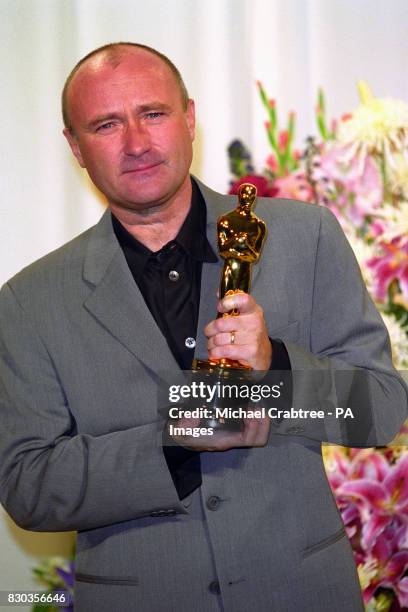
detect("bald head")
[62,42,189,133]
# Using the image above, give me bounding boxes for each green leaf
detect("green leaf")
[257,82,270,110]
[268,103,277,131]
[317,115,327,140]
[266,126,277,153]
[318,88,325,114]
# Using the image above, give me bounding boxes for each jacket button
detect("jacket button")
[208,580,221,594]
[206,496,221,511]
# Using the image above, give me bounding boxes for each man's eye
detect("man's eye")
[145,112,164,120]
[96,122,115,132]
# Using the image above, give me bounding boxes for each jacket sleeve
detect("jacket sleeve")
[0,282,186,532]
[270,206,408,447]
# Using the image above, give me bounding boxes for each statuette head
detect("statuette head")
[238,183,257,209]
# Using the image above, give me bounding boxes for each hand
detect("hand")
[168,414,270,451]
[204,293,272,370]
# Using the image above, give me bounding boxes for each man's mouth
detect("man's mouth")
[122,161,163,174]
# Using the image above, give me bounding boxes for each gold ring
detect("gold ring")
[230,331,235,344]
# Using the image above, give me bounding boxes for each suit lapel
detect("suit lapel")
[83,210,179,378]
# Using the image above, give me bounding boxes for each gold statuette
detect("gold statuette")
[188,183,267,432]
[193,182,267,371]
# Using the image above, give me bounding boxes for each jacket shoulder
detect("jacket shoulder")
[257,196,322,226]
[195,177,323,228]
[3,225,94,302]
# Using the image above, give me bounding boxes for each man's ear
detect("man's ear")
[186,99,195,142]
[63,128,86,168]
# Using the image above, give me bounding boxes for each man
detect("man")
[0,42,406,612]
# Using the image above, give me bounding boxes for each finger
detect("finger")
[217,293,257,315]
[207,330,245,350]
[208,342,254,365]
[253,417,270,446]
[175,415,201,429]
[240,418,260,446]
[205,310,263,338]
[177,420,270,451]
[176,429,245,452]
[204,315,243,338]
[201,431,246,451]
[242,417,270,447]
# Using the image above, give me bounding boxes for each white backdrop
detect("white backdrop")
[1,0,408,604]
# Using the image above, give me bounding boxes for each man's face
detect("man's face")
[64,50,195,212]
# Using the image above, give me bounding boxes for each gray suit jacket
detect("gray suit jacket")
[0,179,406,611]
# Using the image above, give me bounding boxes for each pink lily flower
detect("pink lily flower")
[337,455,408,549]
[313,145,383,226]
[359,529,408,606]
[367,235,408,303]
[349,449,390,482]
[272,171,315,202]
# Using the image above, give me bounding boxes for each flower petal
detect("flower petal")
[396,576,408,608]
[337,479,388,511]
[384,455,408,510]
[351,450,390,482]
[361,514,391,550]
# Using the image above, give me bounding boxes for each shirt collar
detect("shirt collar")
[176,178,217,262]
[111,177,217,280]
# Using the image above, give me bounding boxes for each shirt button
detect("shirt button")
[168,270,179,281]
[206,496,221,511]
[208,581,221,594]
[185,337,196,349]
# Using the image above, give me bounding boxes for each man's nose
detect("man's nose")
[123,120,151,156]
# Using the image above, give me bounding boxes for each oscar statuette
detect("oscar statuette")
[191,183,267,431]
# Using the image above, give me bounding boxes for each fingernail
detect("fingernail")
[223,299,235,310]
